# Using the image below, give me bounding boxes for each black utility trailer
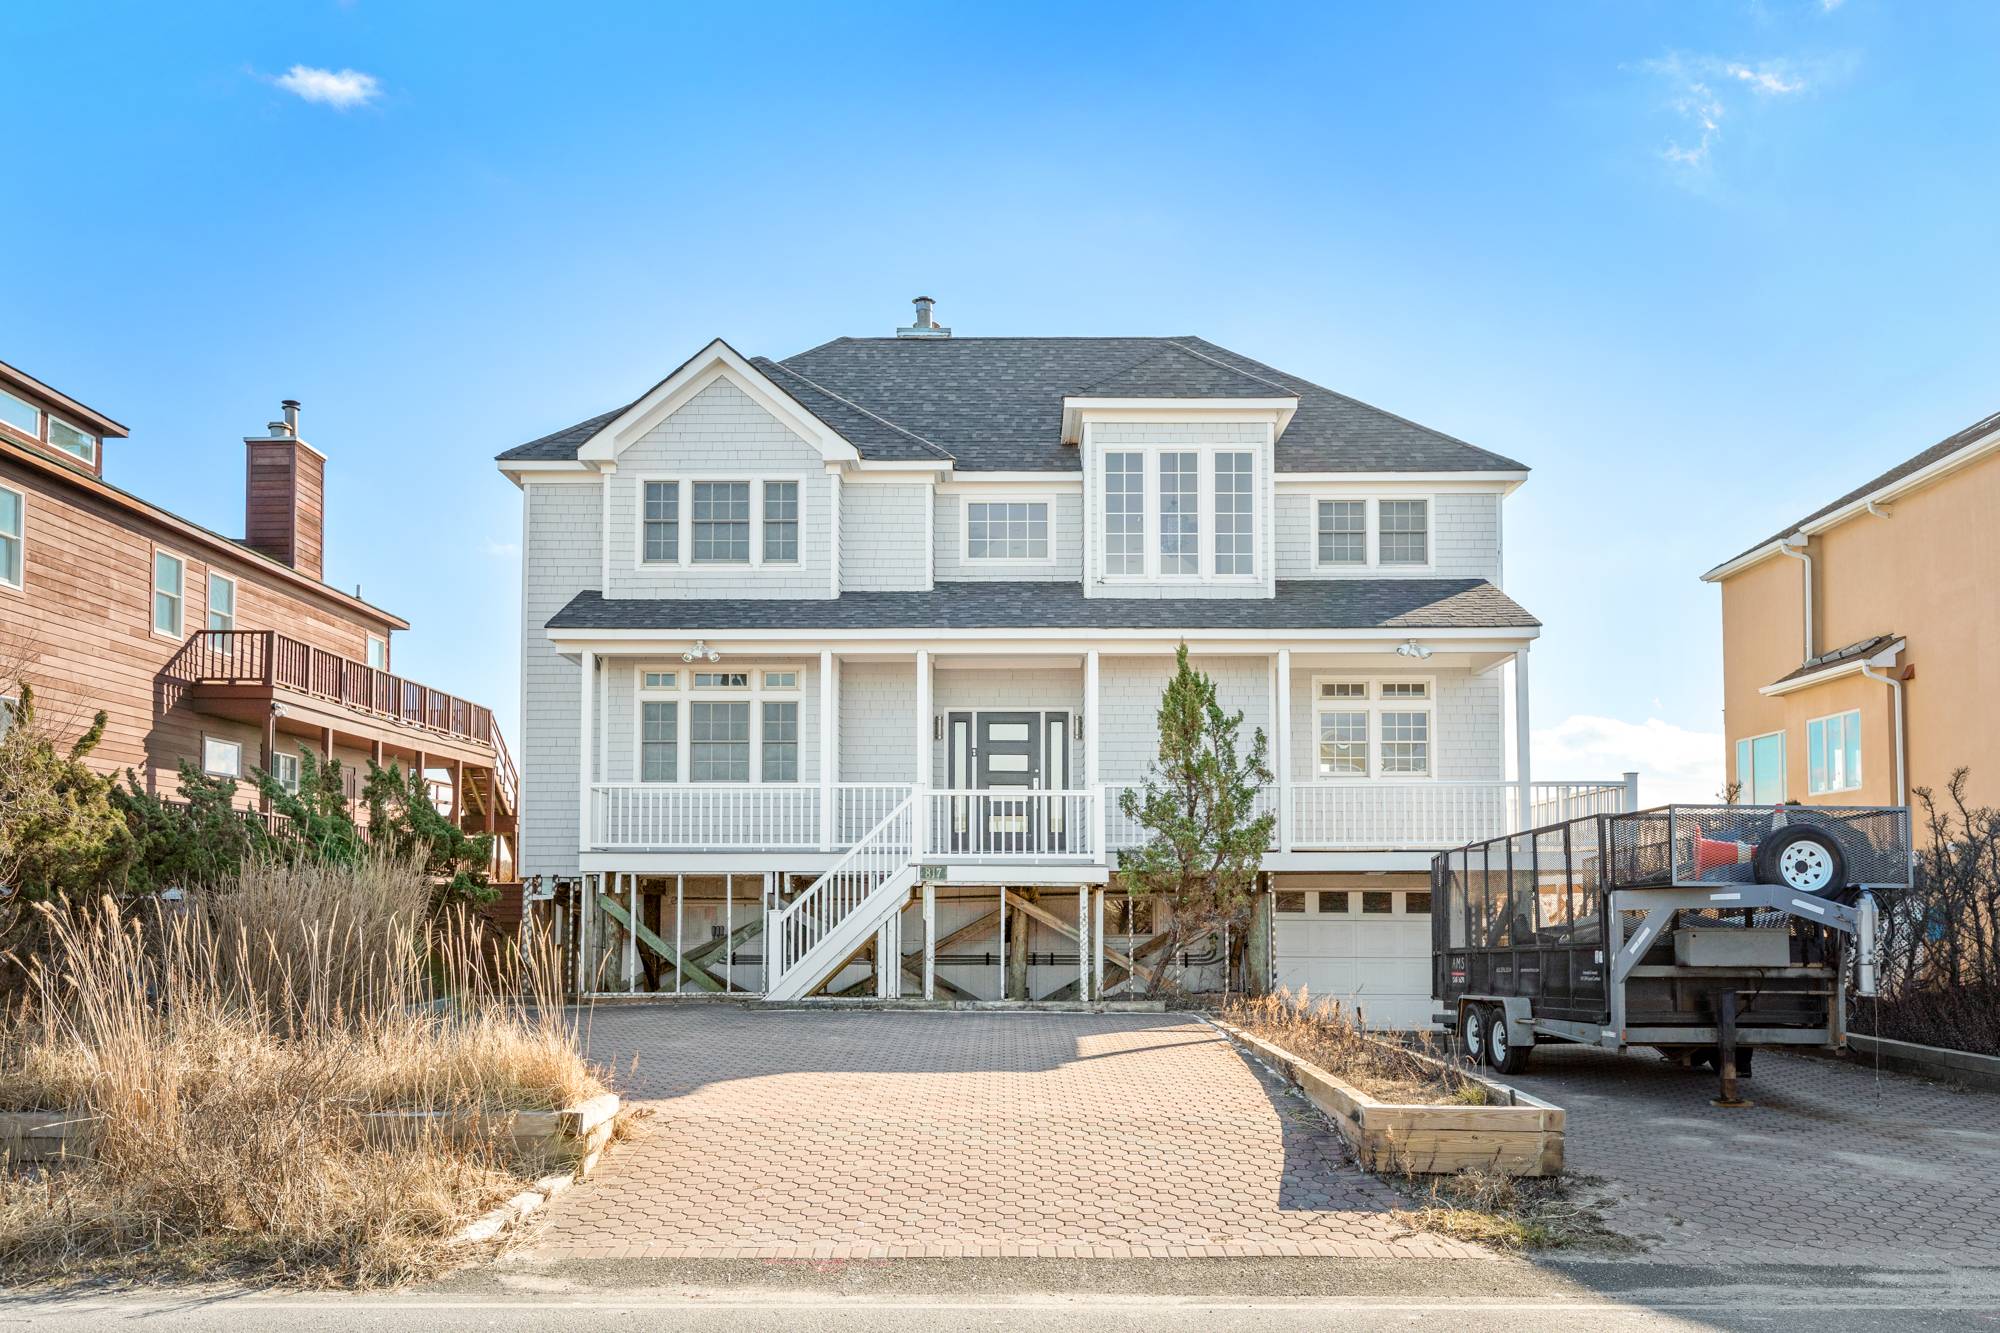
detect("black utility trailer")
[1431,804,1907,1093]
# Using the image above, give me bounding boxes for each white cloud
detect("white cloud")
[1534,713,1725,806]
[272,65,381,110]
[1644,53,1808,169]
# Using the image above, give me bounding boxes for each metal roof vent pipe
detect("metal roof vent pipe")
[896,295,952,339]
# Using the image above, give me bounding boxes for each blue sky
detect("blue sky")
[6,1,1997,800]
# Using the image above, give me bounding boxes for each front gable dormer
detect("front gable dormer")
[576,339,861,466]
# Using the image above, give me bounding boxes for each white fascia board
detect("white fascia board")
[842,460,953,482]
[1758,638,1906,697]
[547,625,1540,654]
[937,472,1083,494]
[575,338,861,465]
[1277,471,1527,496]
[1060,397,1297,445]
[1704,424,2000,583]
[497,458,598,488]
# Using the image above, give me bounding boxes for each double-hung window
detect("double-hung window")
[1313,678,1434,778]
[0,484,22,590]
[643,480,678,563]
[1316,499,1366,566]
[1735,732,1786,804]
[1103,453,1146,575]
[690,701,751,780]
[153,549,185,637]
[691,482,751,563]
[965,500,1050,562]
[1158,453,1199,575]
[640,700,679,782]
[1379,499,1429,565]
[763,481,799,563]
[1807,711,1862,795]
[207,572,236,632]
[1099,443,1259,580]
[761,701,799,781]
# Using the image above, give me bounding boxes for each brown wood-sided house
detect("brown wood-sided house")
[0,357,515,878]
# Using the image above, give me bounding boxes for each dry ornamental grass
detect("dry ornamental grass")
[1221,989,1490,1105]
[0,855,606,1286]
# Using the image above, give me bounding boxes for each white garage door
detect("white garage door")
[1273,888,1437,1030]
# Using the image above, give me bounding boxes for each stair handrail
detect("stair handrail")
[770,793,915,990]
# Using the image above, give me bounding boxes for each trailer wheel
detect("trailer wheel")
[1459,1005,1488,1065]
[1756,827,1846,894]
[1485,1010,1531,1075]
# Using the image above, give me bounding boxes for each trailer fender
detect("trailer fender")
[1497,996,1537,1049]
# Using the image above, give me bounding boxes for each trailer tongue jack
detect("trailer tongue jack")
[1713,989,1751,1108]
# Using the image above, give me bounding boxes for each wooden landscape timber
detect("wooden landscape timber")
[1209,1018,1565,1178]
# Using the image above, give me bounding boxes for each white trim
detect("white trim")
[552,626,1541,652]
[937,473,1084,493]
[0,480,23,593]
[1307,674,1437,780]
[1805,707,1864,796]
[45,414,97,467]
[1095,440,1266,585]
[201,734,244,779]
[151,543,188,641]
[1702,419,2000,582]
[628,473,811,573]
[205,569,237,632]
[959,493,1058,567]
[1307,494,1438,573]
[576,339,860,465]
[1278,470,1527,492]
[1733,729,1788,804]
[1758,638,1906,697]
[1061,397,1297,445]
[366,633,388,671]
[628,659,806,785]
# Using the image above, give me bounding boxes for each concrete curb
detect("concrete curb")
[1844,1032,2000,1093]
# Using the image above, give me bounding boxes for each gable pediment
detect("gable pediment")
[575,339,860,465]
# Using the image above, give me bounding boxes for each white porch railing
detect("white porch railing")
[590,783,909,850]
[768,796,916,998]
[1103,779,1634,853]
[923,789,1099,861]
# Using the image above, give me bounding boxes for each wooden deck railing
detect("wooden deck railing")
[169,630,517,807]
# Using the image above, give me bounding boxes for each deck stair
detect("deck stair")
[765,795,917,1000]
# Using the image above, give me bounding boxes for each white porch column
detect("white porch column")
[577,650,595,853]
[1514,648,1533,827]
[914,649,932,859]
[922,880,936,1000]
[1084,649,1103,859]
[819,649,835,850]
[1078,884,1091,1002]
[1275,649,1293,853]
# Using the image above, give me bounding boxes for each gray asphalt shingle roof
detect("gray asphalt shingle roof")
[498,334,1525,474]
[1766,633,1899,689]
[544,579,1538,633]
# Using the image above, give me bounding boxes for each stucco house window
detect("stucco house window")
[1735,732,1786,804]
[1807,711,1862,794]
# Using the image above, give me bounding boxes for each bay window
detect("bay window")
[1312,677,1435,778]
[1807,711,1862,795]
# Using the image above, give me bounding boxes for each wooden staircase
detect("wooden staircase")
[765,796,917,1001]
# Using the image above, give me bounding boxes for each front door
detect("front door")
[946,711,1070,853]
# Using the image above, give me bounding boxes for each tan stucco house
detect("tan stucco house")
[1703,408,2000,814]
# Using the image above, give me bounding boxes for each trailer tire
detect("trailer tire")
[1486,1010,1531,1075]
[1756,826,1846,894]
[1459,1005,1488,1065]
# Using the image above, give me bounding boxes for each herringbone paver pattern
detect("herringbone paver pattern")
[1506,1044,2000,1266]
[525,1007,1474,1260]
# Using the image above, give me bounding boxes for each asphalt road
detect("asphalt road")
[5,1258,1997,1332]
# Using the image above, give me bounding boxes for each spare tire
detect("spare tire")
[1755,826,1846,893]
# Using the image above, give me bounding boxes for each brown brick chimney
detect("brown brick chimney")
[243,399,325,581]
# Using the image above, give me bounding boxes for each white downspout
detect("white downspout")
[1777,536,1813,662]
[1859,655,1907,812]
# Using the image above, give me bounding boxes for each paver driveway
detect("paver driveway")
[1505,1042,2000,1268]
[523,1006,1477,1261]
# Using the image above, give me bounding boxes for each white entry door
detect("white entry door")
[1272,887,1436,1030]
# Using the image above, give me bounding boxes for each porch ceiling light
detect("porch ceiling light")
[1396,639,1433,660]
[681,641,722,664]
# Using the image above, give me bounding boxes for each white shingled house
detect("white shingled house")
[498,298,1634,1024]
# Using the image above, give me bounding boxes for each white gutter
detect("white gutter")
[1859,647,1909,811]
[1776,535,1813,662]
